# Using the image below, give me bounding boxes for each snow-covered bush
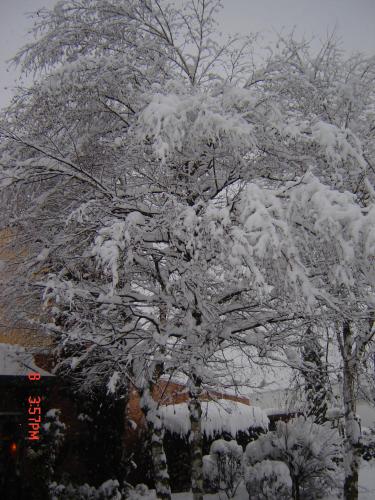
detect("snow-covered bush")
[123,483,154,499]
[50,479,154,500]
[203,439,243,498]
[26,408,66,498]
[245,416,341,499]
[49,479,122,500]
[27,408,66,468]
[42,409,66,474]
[360,427,375,461]
[245,459,292,500]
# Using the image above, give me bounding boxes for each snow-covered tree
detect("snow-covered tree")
[257,37,375,499]
[0,2,259,497]
[203,439,243,498]
[335,319,375,499]
[245,416,341,500]
[245,460,292,500]
[1,2,374,499]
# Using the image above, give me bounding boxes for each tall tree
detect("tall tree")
[0,3,374,499]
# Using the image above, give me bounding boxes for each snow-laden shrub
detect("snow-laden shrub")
[360,427,375,461]
[26,408,66,498]
[245,459,292,500]
[123,483,154,499]
[28,408,66,470]
[42,409,66,472]
[49,479,122,500]
[245,416,341,499]
[203,439,243,498]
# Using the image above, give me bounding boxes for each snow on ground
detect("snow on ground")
[172,484,248,499]
[135,487,247,499]
[142,459,375,499]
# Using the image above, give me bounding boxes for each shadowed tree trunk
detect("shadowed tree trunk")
[302,326,330,424]
[188,375,204,500]
[139,364,171,500]
[291,476,300,500]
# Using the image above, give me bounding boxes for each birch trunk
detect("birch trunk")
[342,321,361,500]
[140,376,171,500]
[188,377,204,500]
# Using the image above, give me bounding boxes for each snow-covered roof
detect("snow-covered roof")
[0,343,52,377]
[160,399,269,439]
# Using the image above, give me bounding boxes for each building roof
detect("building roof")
[160,399,269,438]
[0,343,53,377]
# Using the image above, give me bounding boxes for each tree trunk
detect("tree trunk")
[292,476,300,500]
[188,376,204,500]
[140,378,171,500]
[342,321,361,500]
[302,326,329,424]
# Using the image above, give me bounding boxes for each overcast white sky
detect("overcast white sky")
[0,0,374,108]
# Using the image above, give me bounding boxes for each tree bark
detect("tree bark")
[292,476,300,500]
[302,326,329,424]
[139,372,171,500]
[188,376,204,500]
[342,321,361,500]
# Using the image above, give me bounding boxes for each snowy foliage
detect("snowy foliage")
[245,416,341,499]
[203,439,243,498]
[49,479,122,500]
[1,0,373,401]
[123,483,154,500]
[245,459,292,500]
[0,0,374,497]
[28,408,66,483]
